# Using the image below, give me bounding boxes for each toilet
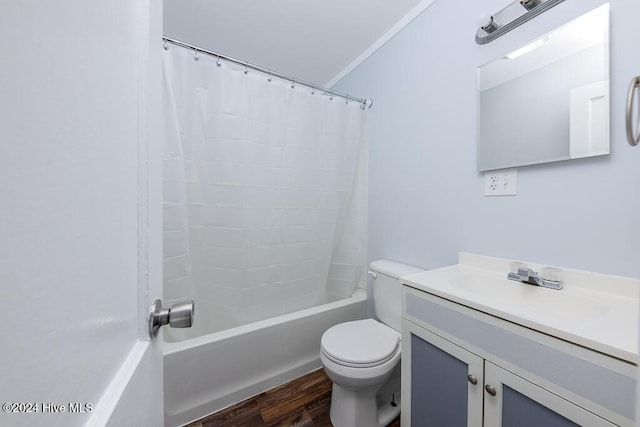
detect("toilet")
[320,260,424,427]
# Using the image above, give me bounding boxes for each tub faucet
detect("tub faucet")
[507,267,563,290]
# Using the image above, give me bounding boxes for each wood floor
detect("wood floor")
[187,369,401,427]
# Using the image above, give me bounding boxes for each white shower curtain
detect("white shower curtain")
[162,46,367,337]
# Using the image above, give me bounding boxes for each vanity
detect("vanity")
[400,253,638,426]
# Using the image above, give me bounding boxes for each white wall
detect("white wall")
[333,0,640,279]
[0,2,162,426]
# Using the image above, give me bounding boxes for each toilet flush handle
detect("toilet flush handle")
[367,270,377,279]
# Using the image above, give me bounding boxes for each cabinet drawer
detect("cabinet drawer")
[402,286,636,426]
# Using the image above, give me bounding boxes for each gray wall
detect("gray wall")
[332,0,640,292]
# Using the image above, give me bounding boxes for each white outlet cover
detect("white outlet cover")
[484,168,517,196]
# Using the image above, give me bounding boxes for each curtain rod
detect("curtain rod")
[162,37,373,110]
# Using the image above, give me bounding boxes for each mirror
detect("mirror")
[477,4,609,171]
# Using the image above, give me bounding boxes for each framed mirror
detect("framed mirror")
[477,4,610,171]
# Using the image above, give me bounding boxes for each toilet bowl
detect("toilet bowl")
[320,260,424,427]
[321,319,401,427]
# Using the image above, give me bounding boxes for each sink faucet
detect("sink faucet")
[507,267,563,290]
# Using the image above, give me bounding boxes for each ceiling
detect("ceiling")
[163,0,429,87]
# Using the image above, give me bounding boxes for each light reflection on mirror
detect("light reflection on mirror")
[477,4,609,172]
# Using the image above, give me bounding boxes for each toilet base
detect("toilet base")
[329,383,401,427]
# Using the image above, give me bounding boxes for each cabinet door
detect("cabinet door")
[483,362,615,427]
[402,320,483,427]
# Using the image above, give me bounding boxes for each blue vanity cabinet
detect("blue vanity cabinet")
[402,320,613,427]
[401,286,633,426]
[402,323,484,427]
[482,361,612,427]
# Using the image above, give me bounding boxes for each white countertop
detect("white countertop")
[401,253,640,364]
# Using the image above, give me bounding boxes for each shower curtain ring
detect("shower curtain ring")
[329,90,334,101]
[345,94,350,104]
[194,50,199,61]
[311,84,315,95]
[267,70,272,82]
[244,62,249,74]
[163,40,168,51]
[216,55,221,67]
[291,77,296,89]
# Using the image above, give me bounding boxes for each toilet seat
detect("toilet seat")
[321,319,400,368]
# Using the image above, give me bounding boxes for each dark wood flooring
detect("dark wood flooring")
[187,369,401,427]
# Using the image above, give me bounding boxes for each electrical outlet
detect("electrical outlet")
[484,168,517,196]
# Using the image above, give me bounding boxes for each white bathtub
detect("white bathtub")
[163,289,367,426]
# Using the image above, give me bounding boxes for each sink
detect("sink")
[449,273,609,321]
[400,253,639,364]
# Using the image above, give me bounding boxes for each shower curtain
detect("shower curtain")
[162,46,367,338]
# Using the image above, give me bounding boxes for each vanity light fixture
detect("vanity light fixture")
[476,0,565,45]
[504,36,550,59]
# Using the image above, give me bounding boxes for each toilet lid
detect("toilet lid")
[321,319,399,367]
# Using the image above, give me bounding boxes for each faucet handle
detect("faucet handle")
[510,261,524,273]
[540,266,564,290]
[540,267,562,282]
[507,262,533,281]
[517,267,535,278]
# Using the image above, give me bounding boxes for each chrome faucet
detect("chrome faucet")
[507,267,563,290]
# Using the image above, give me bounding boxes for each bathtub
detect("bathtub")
[163,288,367,426]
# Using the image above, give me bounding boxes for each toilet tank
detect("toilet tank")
[370,260,424,332]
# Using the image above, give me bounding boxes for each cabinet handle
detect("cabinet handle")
[467,374,478,385]
[485,384,497,396]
